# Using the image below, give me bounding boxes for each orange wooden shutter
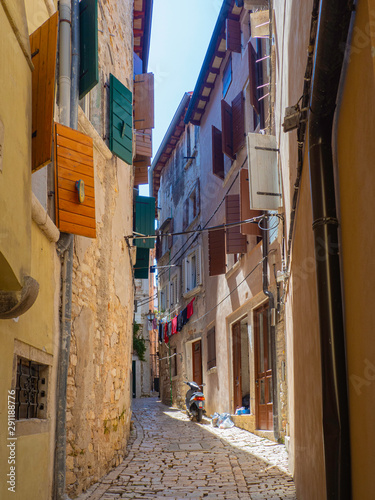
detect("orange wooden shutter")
[54,123,96,238]
[240,169,262,236]
[225,194,247,254]
[226,18,241,53]
[134,73,154,130]
[248,41,259,114]
[208,229,226,276]
[134,166,148,186]
[232,91,245,155]
[212,126,225,180]
[30,12,58,172]
[221,99,235,160]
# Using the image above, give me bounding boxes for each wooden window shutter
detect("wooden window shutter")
[109,73,133,164]
[135,129,152,159]
[168,218,174,249]
[134,196,155,249]
[54,123,96,238]
[207,327,216,370]
[232,91,245,155]
[134,73,154,130]
[221,100,235,160]
[240,169,262,236]
[212,126,225,180]
[134,247,149,279]
[226,18,241,53]
[30,12,58,172]
[225,194,247,254]
[155,234,162,260]
[181,259,186,294]
[79,0,99,99]
[134,165,149,186]
[208,229,226,276]
[248,41,259,114]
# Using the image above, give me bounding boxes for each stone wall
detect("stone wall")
[65,0,134,496]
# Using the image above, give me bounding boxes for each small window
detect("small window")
[15,358,48,420]
[171,347,178,377]
[170,274,178,308]
[183,181,200,229]
[207,327,216,370]
[183,247,201,294]
[223,56,232,97]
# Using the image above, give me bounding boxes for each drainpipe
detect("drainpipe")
[308,1,353,498]
[262,219,279,441]
[54,0,79,498]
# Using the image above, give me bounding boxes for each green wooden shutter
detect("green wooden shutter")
[109,73,133,164]
[134,247,149,279]
[135,196,155,248]
[79,0,99,99]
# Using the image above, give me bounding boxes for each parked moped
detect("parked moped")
[184,381,206,422]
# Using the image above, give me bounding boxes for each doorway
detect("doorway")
[192,340,202,386]
[232,318,250,412]
[254,303,273,430]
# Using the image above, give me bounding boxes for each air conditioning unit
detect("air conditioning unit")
[246,133,281,211]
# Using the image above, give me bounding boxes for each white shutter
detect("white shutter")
[246,133,281,211]
[196,246,202,285]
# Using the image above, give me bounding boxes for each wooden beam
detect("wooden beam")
[199,95,210,102]
[209,67,220,75]
[216,51,226,59]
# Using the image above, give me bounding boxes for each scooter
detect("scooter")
[184,381,206,422]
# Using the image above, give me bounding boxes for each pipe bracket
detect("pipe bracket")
[312,217,339,230]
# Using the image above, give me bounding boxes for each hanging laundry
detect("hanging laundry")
[172,316,178,335]
[181,307,188,326]
[167,321,172,338]
[177,311,184,332]
[164,323,169,343]
[187,297,196,319]
[158,322,164,343]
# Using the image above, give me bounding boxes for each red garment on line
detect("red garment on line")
[187,297,195,319]
[172,316,178,335]
[164,323,169,343]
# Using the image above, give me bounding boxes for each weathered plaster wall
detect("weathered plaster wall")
[65,0,134,495]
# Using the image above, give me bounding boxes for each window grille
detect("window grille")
[15,358,46,420]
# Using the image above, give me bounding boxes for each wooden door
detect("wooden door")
[232,322,242,411]
[192,340,202,386]
[254,304,273,430]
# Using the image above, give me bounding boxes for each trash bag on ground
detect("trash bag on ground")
[211,412,220,427]
[219,415,235,429]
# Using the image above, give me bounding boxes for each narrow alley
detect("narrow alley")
[77,398,296,500]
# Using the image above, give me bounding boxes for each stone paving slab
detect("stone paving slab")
[76,398,296,499]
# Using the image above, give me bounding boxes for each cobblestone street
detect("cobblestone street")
[77,398,296,500]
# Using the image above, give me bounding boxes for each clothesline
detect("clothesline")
[158,297,196,344]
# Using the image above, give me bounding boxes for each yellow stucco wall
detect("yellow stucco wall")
[0,1,32,290]
[0,220,58,500]
[337,1,375,497]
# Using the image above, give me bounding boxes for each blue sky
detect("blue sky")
[148,0,221,161]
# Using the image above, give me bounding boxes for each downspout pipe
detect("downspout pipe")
[262,221,279,441]
[54,0,79,498]
[308,1,353,498]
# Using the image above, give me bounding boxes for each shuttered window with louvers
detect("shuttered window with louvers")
[248,41,259,114]
[79,0,99,99]
[212,126,225,179]
[232,91,245,155]
[221,99,235,160]
[240,169,262,236]
[225,194,247,254]
[208,229,226,276]
[226,18,241,53]
[109,73,133,164]
[134,73,154,130]
[30,12,58,172]
[207,326,216,370]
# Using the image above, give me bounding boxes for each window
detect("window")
[207,327,216,370]
[170,274,179,308]
[160,285,169,312]
[183,247,202,294]
[15,358,48,420]
[186,126,191,158]
[222,55,232,97]
[171,347,177,377]
[183,181,200,229]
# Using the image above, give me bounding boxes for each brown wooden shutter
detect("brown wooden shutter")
[54,123,96,238]
[135,129,152,159]
[212,126,225,180]
[134,73,154,130]
[226,18,241,53]
[248,41,259,114]
[240,169,262,236]
[225,194,247,254]
[207,326,216,370]
[221,99,235,160]
[155,234,162,260]
[232,91,245,155]
[30,12,58,172]
[134,166,148,186]
[208,229,226,276]
[168,218,174,249]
